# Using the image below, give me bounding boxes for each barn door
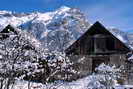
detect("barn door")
[92,56,109,72]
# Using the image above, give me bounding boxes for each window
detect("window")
[86,37,94,54]
[93,34,106,53]
[106,37,115,51]
[93,34,115,53]
[95,37,106,52]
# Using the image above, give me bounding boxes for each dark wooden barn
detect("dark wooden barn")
[65,21,132,83]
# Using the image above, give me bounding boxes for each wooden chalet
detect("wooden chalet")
[65,21,132,83]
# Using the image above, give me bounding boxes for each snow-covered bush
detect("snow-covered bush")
[87,63,124,89]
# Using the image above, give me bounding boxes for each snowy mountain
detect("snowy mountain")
[0,6,132,51]
[0,6,90,51]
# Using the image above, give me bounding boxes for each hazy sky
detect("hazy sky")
[0,0,133,32]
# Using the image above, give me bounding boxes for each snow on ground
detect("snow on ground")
[7,76,89,89]
[13,77,88,89]
[115,85,133,89]
[10,76,133,89]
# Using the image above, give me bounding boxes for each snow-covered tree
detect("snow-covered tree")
[46,51,77,82]
[0,25,77,88]
[0,25,50,89]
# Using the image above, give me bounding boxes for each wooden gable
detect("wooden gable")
[65,21,131,55]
